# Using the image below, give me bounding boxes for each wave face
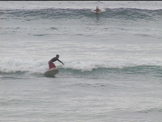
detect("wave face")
[1,8,162,22]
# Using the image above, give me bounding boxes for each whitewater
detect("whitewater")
[0,1,162,122]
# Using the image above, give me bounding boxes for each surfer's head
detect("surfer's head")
[56,54,59,58]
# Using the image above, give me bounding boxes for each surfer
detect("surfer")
[48,54,64,69]
[94,6,101,13]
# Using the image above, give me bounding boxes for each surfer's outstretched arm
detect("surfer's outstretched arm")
[58,59,64,65]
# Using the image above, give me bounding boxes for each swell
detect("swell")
[60,65,162,76]
[1,65,162,78]
[1,8,162,21]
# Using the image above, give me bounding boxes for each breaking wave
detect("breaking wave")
[0,57,162,76]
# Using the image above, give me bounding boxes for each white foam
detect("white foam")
[0,57,47,73]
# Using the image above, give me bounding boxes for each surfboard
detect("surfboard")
[44,68,59,77]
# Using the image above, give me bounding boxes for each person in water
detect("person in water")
[48,54,64,69]
[94,6,101,12]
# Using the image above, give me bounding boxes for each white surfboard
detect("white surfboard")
[44,68,59,77]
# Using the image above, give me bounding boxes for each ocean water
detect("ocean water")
[0,1,162,122]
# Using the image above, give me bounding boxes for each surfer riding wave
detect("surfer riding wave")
[94,6,101,13]
[48,54,64,69]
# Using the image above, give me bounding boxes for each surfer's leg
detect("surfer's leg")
[53,63,56,68]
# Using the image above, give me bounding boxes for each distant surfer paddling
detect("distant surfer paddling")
[94,6,101,13]
[48,54,64,69]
